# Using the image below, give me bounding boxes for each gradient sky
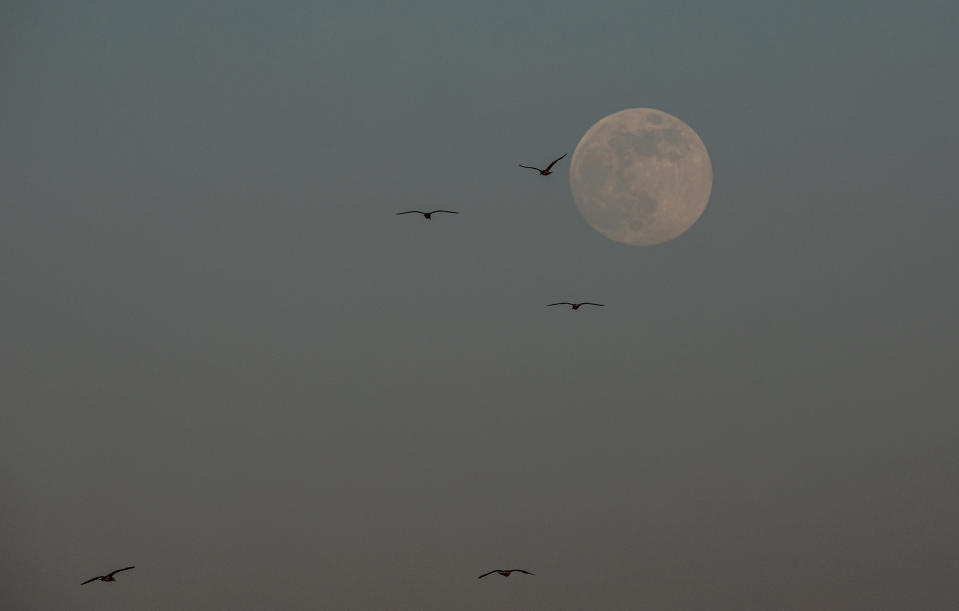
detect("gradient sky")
[2,1,958,609]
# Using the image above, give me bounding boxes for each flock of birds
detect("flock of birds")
[80,153,593,591]
[83,566,534,585]
[396,153,604,310]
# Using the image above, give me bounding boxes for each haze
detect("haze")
[2,1,958,609]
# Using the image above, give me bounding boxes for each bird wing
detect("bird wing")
[396,211,425,215]
[429,210,459,215]
[544,153,567,171]
[81,576,104,585]
[546,302,573,306]
[580,302,605,307]
[108,567,135,577]
[512,569,535,575]
[518,164,544,172]
[477,570,497,579]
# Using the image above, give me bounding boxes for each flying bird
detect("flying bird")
[477,569,535,579]
[396,210,459,220]
[81,566,135,585]
[519,153,566,175]
[547,302,605,310]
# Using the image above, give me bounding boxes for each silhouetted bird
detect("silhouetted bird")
[81,567,135,585]
[547,302,605,310]
[478,569,535,579]
[396,210,458,220]
[519,153,566,175]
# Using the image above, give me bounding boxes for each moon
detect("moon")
[569,108,712,246]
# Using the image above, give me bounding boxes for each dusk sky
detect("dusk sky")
[2,1,958,609]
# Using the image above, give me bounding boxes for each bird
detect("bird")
[81,566,135,585]
[547,302,605,310]
[519,153,566,175]
[477,569,535,579]
[396,210,458,220]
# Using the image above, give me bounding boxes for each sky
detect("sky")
[2,1,958,609]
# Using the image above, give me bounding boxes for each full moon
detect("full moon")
[569,108,712,246]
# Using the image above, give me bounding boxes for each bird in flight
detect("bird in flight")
[81,566,135,585]
[547,302,605,310]
[477,569,535,579]
[396,210,458,220]
[519,153,566,175]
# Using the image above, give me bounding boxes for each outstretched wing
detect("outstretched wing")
[396,211,426,215]
[544,153,567,172]
[580,302,605,307]
[81,576,104,585]
[108,566,135,577]
[428,210,459,215]
[518,164,544,172]
[477,570,497,579]
[546,302,573,307]
[512,569,535,575]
